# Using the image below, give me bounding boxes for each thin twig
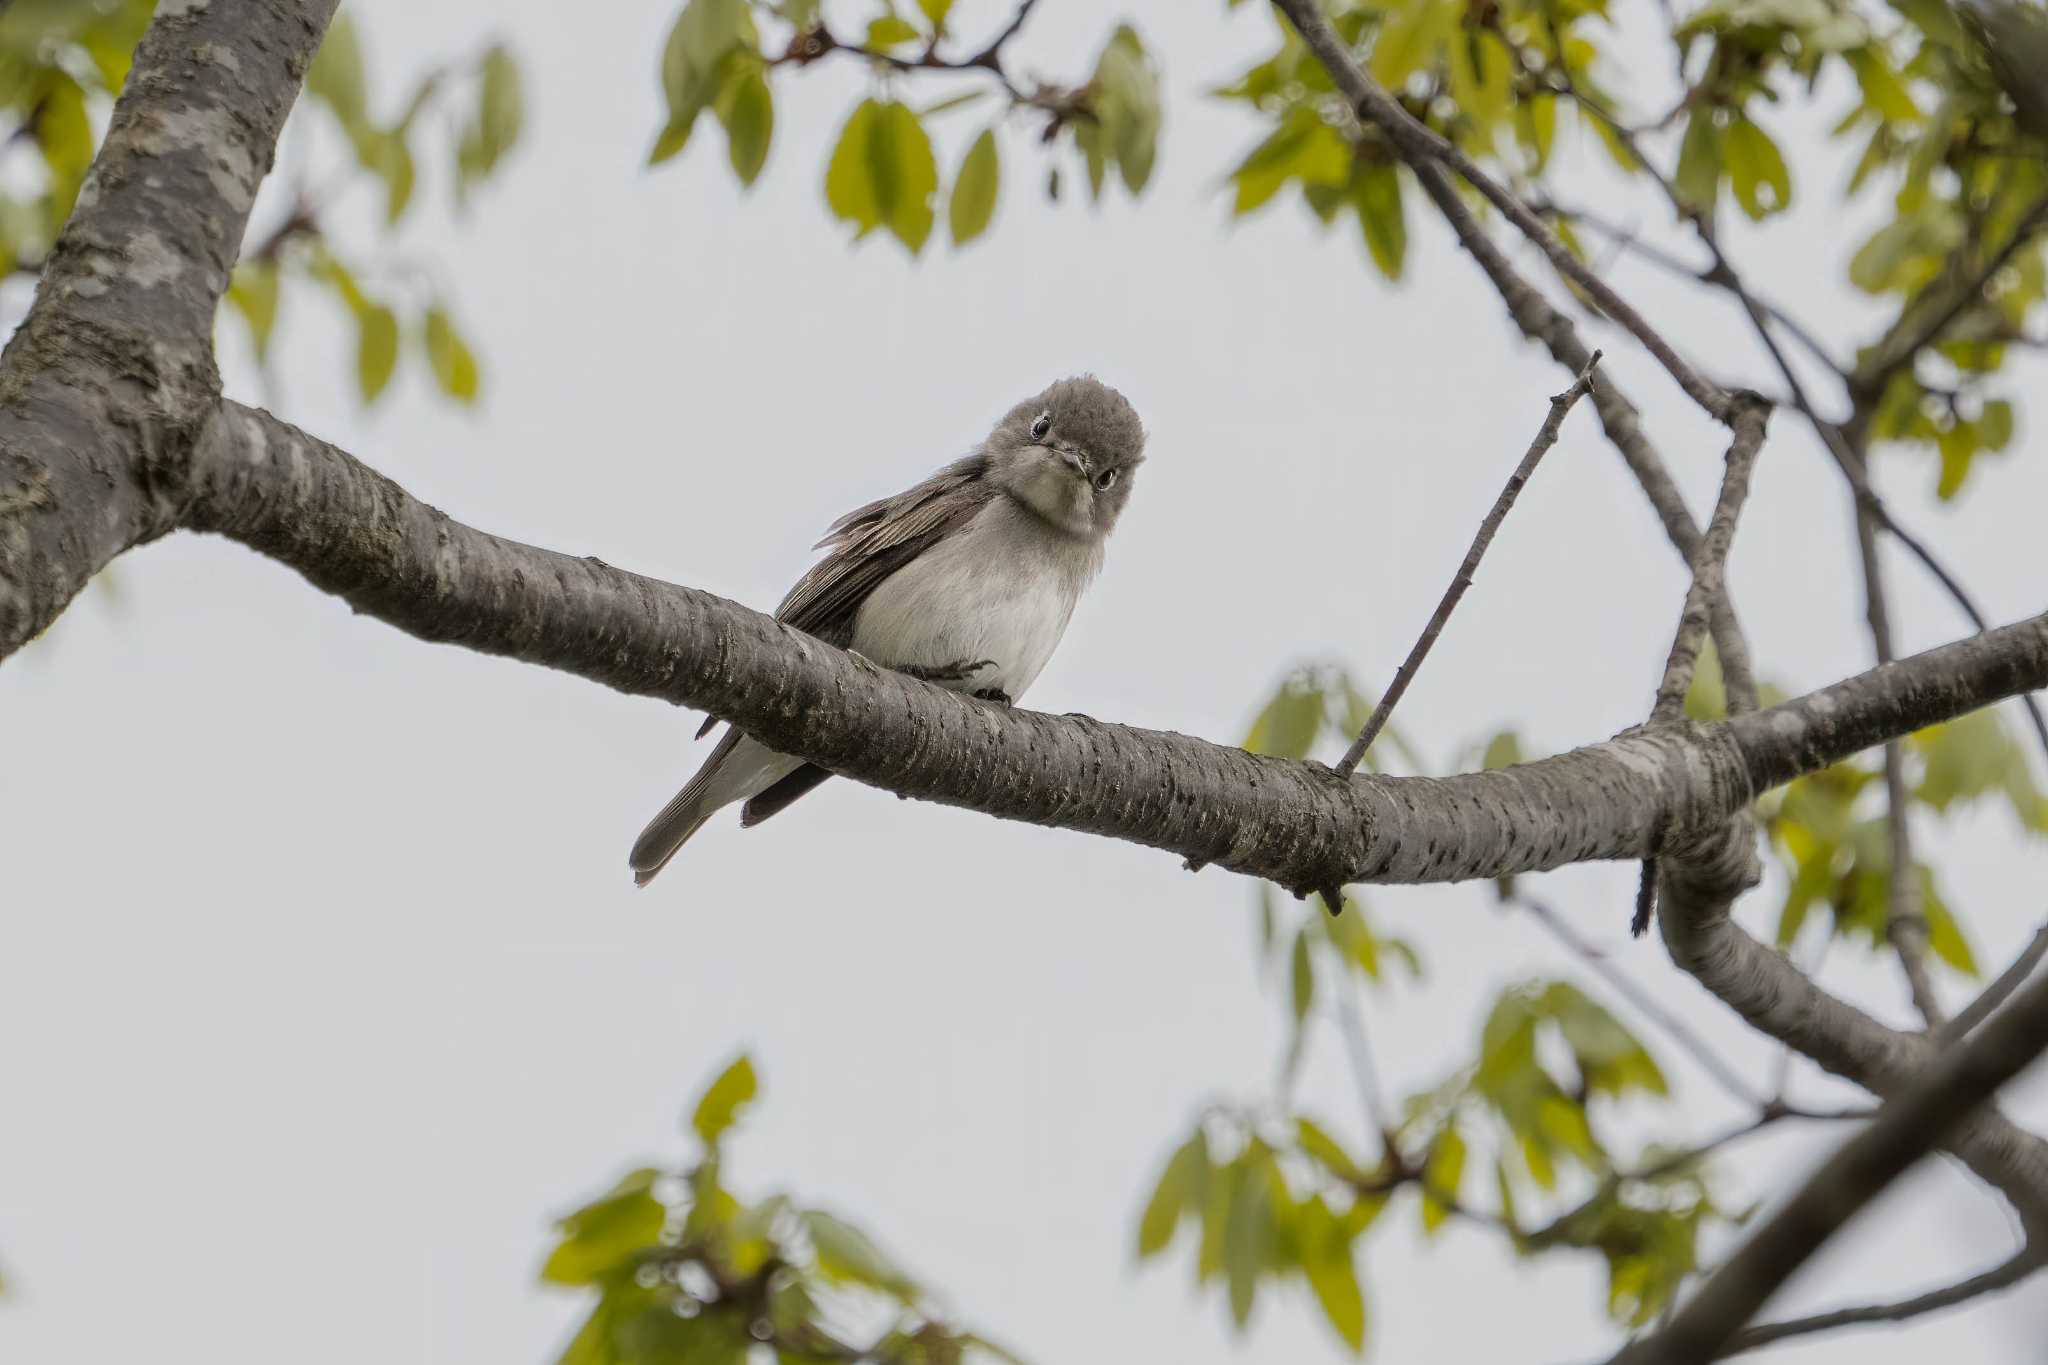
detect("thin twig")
[1271,0,1733,421]
[1608,959,2048,1365]
[1857,505,1946,1027]
[1408,153,1759,717]
[1634,398,1771,937]
[1651,398,1772,723]
[1521,896,1769,1111]
[1334,354,1600,780]
[1945,921,2048,1042]
[1719,1250,2042,1356]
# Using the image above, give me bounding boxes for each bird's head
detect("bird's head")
[984,376,1146,540]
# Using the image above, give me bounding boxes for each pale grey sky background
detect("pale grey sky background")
[4,1,2047,1362]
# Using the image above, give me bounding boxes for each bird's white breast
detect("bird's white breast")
[850,497,1101,702]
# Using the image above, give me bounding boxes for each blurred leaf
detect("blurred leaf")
[1921,870,1980,975]
[804,1210,918,1299]
[1674,108,1723,213]
[1245,676,1324,758]
[1296,1116,1367,1183]
[715,62,773,185]
[1138,1129,1209,1257]
[949,127,999,246]
[1722,114,1791,219]
[356,302,399,402]
[227,263,280,363]
[1298,1196,1367,1353]
[541,1168,664,1285]
[1419,1125,1465,1234]
[1223,1150,1270,1326]
[691,1054,759,1144]
[423,306,481,403]
[307,12,368,127]
[866,15,921,47]
[1290,925,1316,1023]
[1352,159,1407,279]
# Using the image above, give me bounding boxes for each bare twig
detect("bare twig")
[1409,161,1760,716]
[1856,505,1946,1027]
[1608,960,2048,1365]
[773,0,1052,109]
[1271,0,1733,421]
[1333,354,1600,780]
[1719,1249,2042,1357]
[1945,922,2048,1042]
[1651,398,1772,723]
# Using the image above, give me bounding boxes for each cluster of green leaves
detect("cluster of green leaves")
[1132,670,1734,1347]
[1687,646,2047,972]
[221,14,514,407]
[1213,0,1635,280]
[1836,0,2046,496]
[0,0,155,279]
[648,0,1160,253]
[544,1055,1019,1365]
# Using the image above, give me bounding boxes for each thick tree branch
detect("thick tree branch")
[1334,353,1599,778]
[1611,963,2048,1364]
[154,401,2048,909]
[0,0,338,654]
[1719,1250,2042,1357]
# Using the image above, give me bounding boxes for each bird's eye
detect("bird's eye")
[1093,467,1119,491]
[1029,412,1051,441]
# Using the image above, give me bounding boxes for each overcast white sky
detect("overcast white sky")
[4,1,2048,1362]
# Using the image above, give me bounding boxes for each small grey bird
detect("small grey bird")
[629,376,1147,885]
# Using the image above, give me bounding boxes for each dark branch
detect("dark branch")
[1611,963,2048,1364]
[1334,352,1599,777]
[1719,1250,2042,1357]
[1945,922,2048,1043]
[1271,0,1732,421]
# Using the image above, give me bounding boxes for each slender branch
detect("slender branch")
[1651,399,1771,723]
[1520,896,1769,1111]
[773,0,1052,110]
[1271,0,1733,421]
[1334,353,1600,778]
[1857,505,1946,1027]
[1945,922,2048,1042]
[1535,199,1843,376]
[1719,1250,2042,1357]
[1611,961,2048,1365]
[1409,161,1759,716]
[1849,196,2048,405]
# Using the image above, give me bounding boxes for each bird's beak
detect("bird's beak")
[1057,446,1090,479]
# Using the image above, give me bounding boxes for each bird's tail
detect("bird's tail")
[629,729,798,886]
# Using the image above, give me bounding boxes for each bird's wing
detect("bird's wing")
[688,453,992,742]
[772,452,993,640]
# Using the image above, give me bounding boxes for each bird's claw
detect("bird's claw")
[898,658,998,685]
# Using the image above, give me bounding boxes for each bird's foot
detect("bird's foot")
[973,687,1013,706]
[897,658,997,685]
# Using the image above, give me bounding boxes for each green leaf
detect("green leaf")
[826,99,885,234]
[1371,0,1453,89]
[1419,1125,1465,1234]
[1298,1197,1367,1352]
[1086,25,1163,197]
[716,63,773,186]
[1352,160,1406,279]
[656,0,756,162]
[1245,676,1324,758]
[1223,1153,1270,1326]
[1295,1116,1366,1182]
[541,1168,665,1285]
[356,303,399,403]
[1138,1129,1209,1257]
[1722,115,1790,220]
[1920,870,1979,976]
[1481,730,1523,770]
[477,45,523,170]
[35,73,93,223]
[874,101,938,253]
[1674,108,1723,214]
[227,263,280,363]
[691,1054,759,1144]
[1230,108,1350,216]
[866,15,922,47]
[423,306,481,403]
[804,1210,918,1299]
[949,127,999,246]
[1290,925,1317,1023]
